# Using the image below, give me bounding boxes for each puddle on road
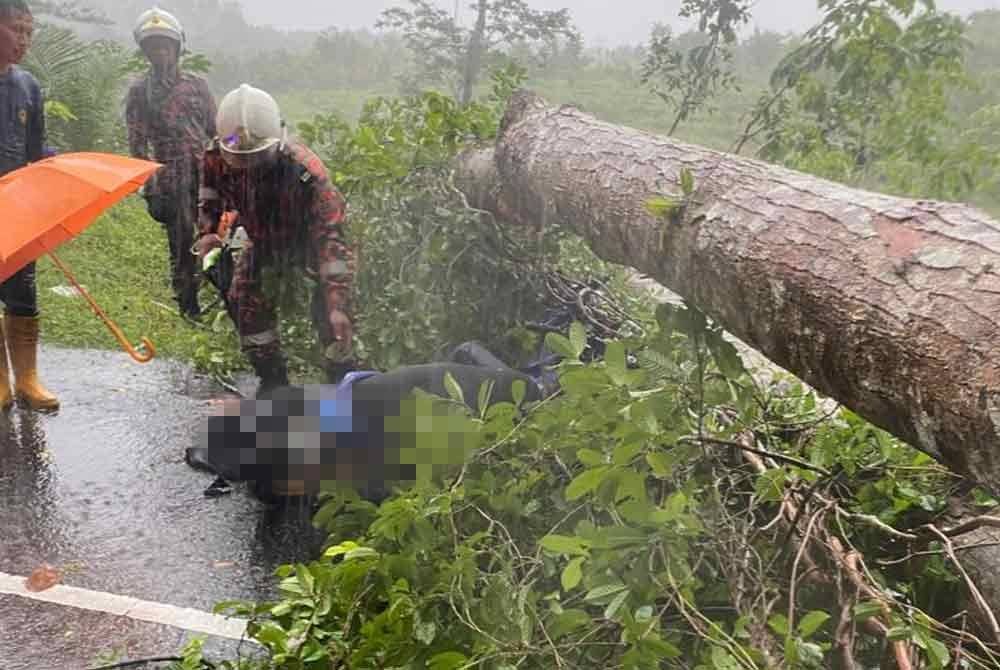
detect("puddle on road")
[0,346,327,613]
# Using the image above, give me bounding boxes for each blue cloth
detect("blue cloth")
[0,65,44,177]
[317,370,379,433]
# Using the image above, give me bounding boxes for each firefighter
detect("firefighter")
[195,84,357,397]
[125,6,216,319]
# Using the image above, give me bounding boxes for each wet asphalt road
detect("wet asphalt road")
[0,347,327,669]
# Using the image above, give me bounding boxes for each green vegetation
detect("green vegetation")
[22,0,1000,667]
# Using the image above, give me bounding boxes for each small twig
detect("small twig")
[834,565,860,670]
[954,613,968,670]
[679,435,831,475]
[941,515,1000,538]
[788,504,829,636]
[923,524,1000,646]
[876,541,1000,567]
[840,510,918,542]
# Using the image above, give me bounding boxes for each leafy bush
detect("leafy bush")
[293,69,606,372]
[179,302,995,669]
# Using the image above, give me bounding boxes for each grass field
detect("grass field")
[33,199,245,374]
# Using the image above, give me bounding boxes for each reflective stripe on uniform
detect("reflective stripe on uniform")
[320,260,349,278]
[241,329,279,348]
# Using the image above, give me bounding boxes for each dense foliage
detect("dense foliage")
[170,303,997,669]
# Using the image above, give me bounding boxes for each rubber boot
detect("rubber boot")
[7,315,59,412]
[0,317,12,411]
[247,349,289,399]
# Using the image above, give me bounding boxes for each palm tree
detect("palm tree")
[20,23,130,152]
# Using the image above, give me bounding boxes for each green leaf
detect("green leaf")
[755,468,787,503]
[613,440,644,467]
[254,623,288,650]
[303,646,328,663]
[549,609,592,639]
[561,556,585,591]
[428,651,469,670]
[640,636,682,659]
[443,371,464,404]
[634,605,654,624]
[569,322,588,358]
[604,589,629,620]
[853,600,884,622]
[924,635,950,669]
[566,466,612,501]
[767,614,790,637]
[585,582,628,602]
[709,337,745,380]
[680,167,695,196]
[797,611,830,638]
[415,619,437,645]
[645,195,679,219]
[545,332,577,359]
[540,534,590,556]
[615,470,648,504]
[560,367,611,397]
[295,565,315,596]
[577,448,606,467]
[590,526,650,549]
[477,379,495,416]
[511,379,526,407]
[270,602,293,617]
[711,645,741,669]
[646,452,674,478]
[606,341,628,386]
[663,491,688,519]
[325,541,376,561]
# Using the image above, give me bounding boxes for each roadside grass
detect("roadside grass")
[33,197,246,376]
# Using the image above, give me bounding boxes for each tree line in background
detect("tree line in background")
[25,0,1000,208]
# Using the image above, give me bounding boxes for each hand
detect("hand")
[327,310,354,358]
[196,233,223,260]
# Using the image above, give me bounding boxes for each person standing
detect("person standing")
[196,84,357,397]
[125,6,216,319]
[0,0,58,412]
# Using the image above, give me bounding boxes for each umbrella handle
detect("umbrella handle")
[46,252,157,364]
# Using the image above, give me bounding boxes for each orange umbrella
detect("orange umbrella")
[0,152,163,363]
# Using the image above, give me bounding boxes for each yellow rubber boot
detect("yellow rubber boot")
[0,317,11,411]
[7,315,59,412]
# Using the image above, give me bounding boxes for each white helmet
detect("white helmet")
[133,7,185,50]
[216,84,288,170]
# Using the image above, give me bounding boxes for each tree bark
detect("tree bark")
[456,90,1000,493]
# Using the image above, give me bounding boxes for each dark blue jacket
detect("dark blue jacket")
[0,65,44,177]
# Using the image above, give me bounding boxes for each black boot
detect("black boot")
[248,350,290,398]
[325,361,356,385]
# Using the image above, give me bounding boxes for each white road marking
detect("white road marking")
[0,571,253,642]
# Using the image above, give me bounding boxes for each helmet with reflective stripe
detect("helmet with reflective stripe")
[133,6,184,49]
[216,83,287,169]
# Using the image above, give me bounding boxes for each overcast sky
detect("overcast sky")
[239,0,1000,45]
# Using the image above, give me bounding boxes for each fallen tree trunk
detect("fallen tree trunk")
[456,90,1000,492]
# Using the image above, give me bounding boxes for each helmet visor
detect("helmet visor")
[219,138,280,170]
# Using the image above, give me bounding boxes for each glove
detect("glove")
[196,233,223,266]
